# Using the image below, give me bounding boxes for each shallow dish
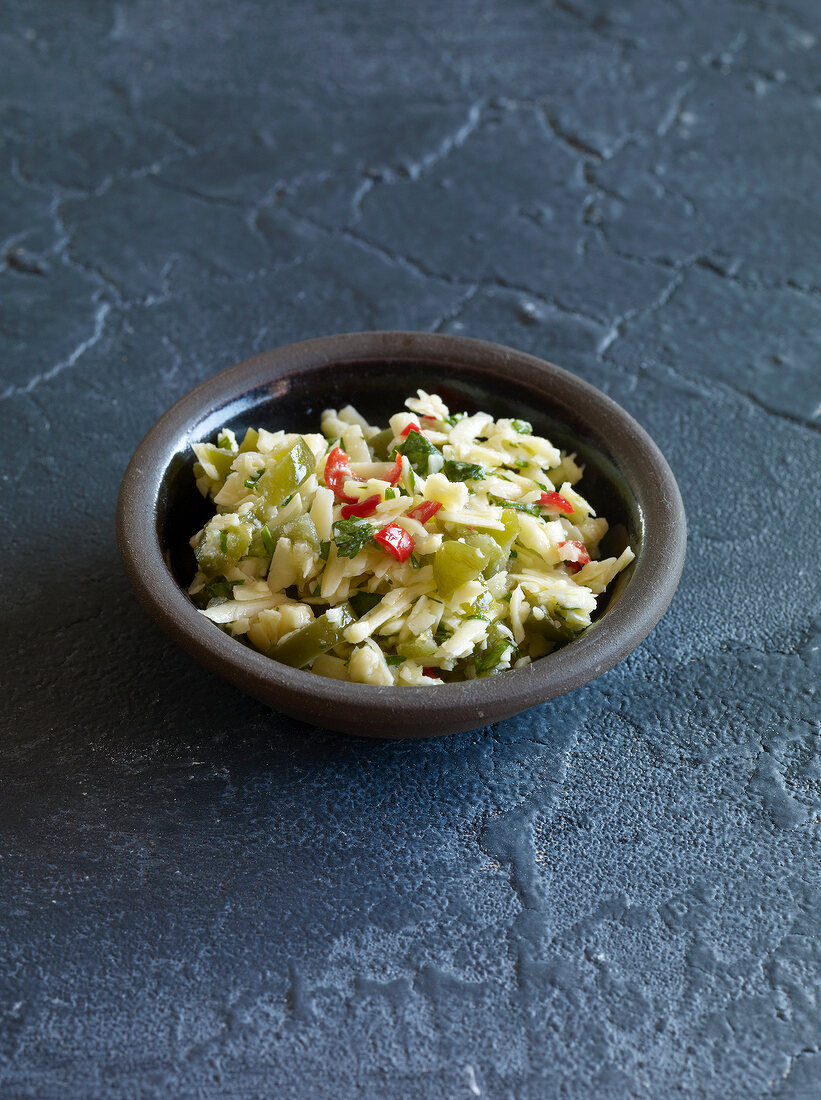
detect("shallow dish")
[116,332,686,738]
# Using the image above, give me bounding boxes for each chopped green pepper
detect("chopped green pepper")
[433,540,488,598]
[238,427,260,453]
[198,443,235,482]
[196,520,253,577]
[279,512,320,551]
[465,533,506,578]
[397,630,437,659]
[256,437,314,508]
[268,603,356,668]
[369,428,395,460]
[487,508,520,554]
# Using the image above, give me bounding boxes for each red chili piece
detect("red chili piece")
[323,446,359,504]
[400,423,422,438]
[373,522,415,562]
[385,453,403,486]
[559,540,591,573]
[340,494,381,520]
[539,491,574,515]
[406,500,442,524]
[422,667,439,679]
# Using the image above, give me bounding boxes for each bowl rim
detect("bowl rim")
[116,330,686,736]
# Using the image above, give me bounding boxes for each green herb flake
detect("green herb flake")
[514,459,529,469]
[217,434,234,451]
[332,519,374,559]
[410,553,421,569]
[384,488,397,500]
[385,654,407,667]
[396,429,442,476]
[261,524,274,556]
[205,577,240,601]
[475,641,510,673]
[444,412,467,426]
[319,540,331,561]
[511,419,532,435]
[219,530,229,554]
[442,459,485,482]
[489,495,541,516]
[244,468,265,489]
[349,591,383,617]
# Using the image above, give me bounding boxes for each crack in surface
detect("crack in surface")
[1,301,111,401]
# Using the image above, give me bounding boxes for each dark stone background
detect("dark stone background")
[2,1,819,1097]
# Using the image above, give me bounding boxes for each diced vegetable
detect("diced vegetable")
[341,494,381,519]
[406,500,442,524]
[539,491,574,515]
[558,540,591,573]
[268,603,356,667]
[256,438,315,507]
[433,540,487,598]
[374,522,414,562]
[323,446,359,503]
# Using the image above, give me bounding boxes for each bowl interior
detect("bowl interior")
[159,356,640,631]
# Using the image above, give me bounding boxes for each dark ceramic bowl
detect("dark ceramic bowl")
[117,332,686,738]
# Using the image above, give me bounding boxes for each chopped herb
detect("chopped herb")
[384,488,397,500]
[501,592,512,602]
[319,540,331,561]
[444,412,467,426]
[281,493,294,507]
[385,654,407,667]
[509,549,518,558]
[332,518,374,559]
[511,419,532,435]
[261,524,274,556]
[219,530,229,554]
[205,577,240,601]
[536,482,548,492]
[475,641,511,673]
[217,433,234,451]
[349,591,383,617]
[466,613,489,621]
[244,468,265,489]
[433,627,452,644]
[395,429,442,476]
[489,495,541,516]
[410,552,421,569]
[442,459,485,482]
[514,459,529,469]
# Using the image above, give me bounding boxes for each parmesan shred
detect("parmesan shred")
[187,391,635,684]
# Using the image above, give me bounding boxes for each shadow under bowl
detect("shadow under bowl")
[116,331,686,738]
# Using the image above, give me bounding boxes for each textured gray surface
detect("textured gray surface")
[2,1,820,1097]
